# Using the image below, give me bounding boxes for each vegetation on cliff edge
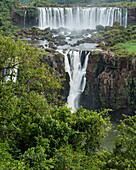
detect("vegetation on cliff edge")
[0,31,136,169]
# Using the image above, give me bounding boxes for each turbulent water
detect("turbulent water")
[24,6,128,110]
[64,51,90,110]
[37,7,127,30]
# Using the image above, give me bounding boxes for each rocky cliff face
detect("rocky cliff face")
[128,8,136,25]
[41,49,69,103]
[80,51,136,121]
[11,7,37,28]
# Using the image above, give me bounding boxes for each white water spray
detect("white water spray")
[65,51,90,110]
[24,11,27,28]
[37,7,127,30]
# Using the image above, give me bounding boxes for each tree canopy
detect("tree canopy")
[0,0,136,169]
[0,32,111,169]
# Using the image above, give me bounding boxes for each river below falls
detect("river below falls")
[102,121,119,151]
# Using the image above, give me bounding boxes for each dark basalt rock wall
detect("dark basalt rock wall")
[11,8,38,28]
[128,8,136,26]
[41,50,69,102]
[80,51,136,121]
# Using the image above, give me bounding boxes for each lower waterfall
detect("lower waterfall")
[65,51,90,110]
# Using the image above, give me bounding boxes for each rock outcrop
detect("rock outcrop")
[41,49,69,102]
[80,51,136,121]
[11,8,37,28]
[128,8,136,26]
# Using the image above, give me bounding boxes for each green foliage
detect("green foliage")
[91,22,136,61]
[94,115,136,169]
[54,146,83,170]
[0,32,113,169]
[96,25,105,32]
[0,141,29,169]
[51,107,111,154]
[114,40,136,53]
[0,1,136,169]
[104,1,136,9]
[0,32,63,155]
[27,0,136,7]
[0,142,15,169]
[0,0,22,35]
[22,145,54,169]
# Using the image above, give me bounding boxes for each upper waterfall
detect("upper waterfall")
[37,7,127,30]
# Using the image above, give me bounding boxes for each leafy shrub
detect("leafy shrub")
[96,25,105,32]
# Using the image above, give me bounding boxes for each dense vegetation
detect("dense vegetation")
[90,22,136,54]
[0,31,136,169]
[0,0,136,169]
[0,0,23,35]
[115,40,136,53]
[21,0,136,5]
[19,0,136,8]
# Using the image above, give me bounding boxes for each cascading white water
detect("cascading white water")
[24,11,27,28]
[4,68,17,82]
[65,51,90,110]
[37,7,127,30]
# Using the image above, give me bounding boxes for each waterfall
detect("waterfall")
[4,68,17,82]
[65,51,90,110]
[24,11,27,28]
[37,7,127,30]
[3,58,18,82]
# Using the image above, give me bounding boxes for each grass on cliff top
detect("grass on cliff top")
[115,40,136,53]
